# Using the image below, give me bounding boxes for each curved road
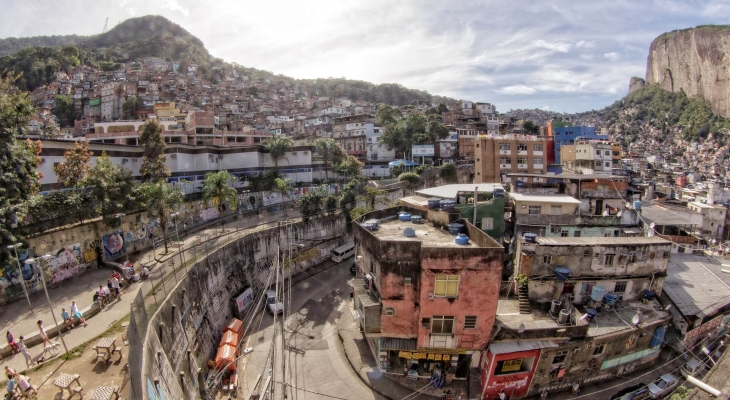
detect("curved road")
[240,258,387,400]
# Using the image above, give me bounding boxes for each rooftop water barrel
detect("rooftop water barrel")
[364,219,380,227]
[428,198,441,209]
[455,233,469,245]
[523,233,537,243]
[411,215,423,224]
[558,309,571,324]
[604,293,618,306]
[643,290,655,300]
[362,222,376,231]
[586,308,597,322]
[590,285,606,302]
[632,200,642,210]
[440,200,456,210]
[493,188,505,198]
[550,300,562,315]
[448,223,464,235]
[403,228,416,237]
[555,267,570,281]
[399,213,412,221]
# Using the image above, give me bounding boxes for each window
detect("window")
[534,158,544,165]
[543,255,552,264]
[605,162,611,167]
[596,150,601,155]
[464,316,477,330]
[552,350,567,364]
[583,249,591,257]
[573,231,581,237]
[404,277,412,285]
[663,252,670,259]
[385,307,394,316]
[605,151,611,156]
[533,144,543,151]
[500,143,511,151]
[517,157,526,164]
[605,254,615,265]
[422,318,431,329]
[595,161,601,167]
[517,143,527,151]
[551,205,562,215]
[627,253,636,263]
[434,275,459,297]
[551,226,561,234]
[593,344,605,356]
[500,157,511,164]
[482,217,494,230]
[614,281,627,293]
[528,205,542,215]
[431,316,455,334]
[561,230,569,237]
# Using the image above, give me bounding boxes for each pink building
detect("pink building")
[352,206,503,384]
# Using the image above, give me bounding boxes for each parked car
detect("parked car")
[265,290,284,315]
[609,383,649,400]
[647,374,679,399]
[680,358,707,378]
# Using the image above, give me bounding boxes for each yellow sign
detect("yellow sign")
[399,352,451,361]
[399,351,412,358]
[500,359,523,373]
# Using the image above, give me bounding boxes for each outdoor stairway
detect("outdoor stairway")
[518,285,530,314]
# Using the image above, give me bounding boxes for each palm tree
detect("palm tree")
[201,170,239,232]
[272,177,291,216]
[262,135,293,169]
[314,138,340,182]
[138,181,185,254]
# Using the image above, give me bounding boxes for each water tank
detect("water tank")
[558,309,571,324]
[440,200,455,210]
[493,188,505,198]
[632,200,642,210]
[428,198,441,209]
[604,293,618,306]
[362,222,376,231]
[590,285,606,302]
[455,233,469,245]
[555,267,570,281]
[585,308,597,322]
[411,215,423,224]
[403,228,416,237]
[523,233,537,243]
[448,223,464,235]
[643,290,655,300]
[550,300,562,315]
[399,213,412,221]
[364,219,380,227]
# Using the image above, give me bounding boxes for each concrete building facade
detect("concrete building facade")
[474,135,548,183]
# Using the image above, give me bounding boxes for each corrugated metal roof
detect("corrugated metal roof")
[509,193,582,204]
[534,236,670,246]
[380,338,418,351]
[489,340,559,354]
[640,205,697,226]
[416,184,503,199]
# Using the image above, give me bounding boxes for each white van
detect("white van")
[331,242,355,262]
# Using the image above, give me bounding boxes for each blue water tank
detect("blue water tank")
[448,223,464,235]
[440,200,456,210]
[523,233,537,243]
[590,285,606,302]
[364,219,380,227]
[428,198,441,209]
[586,308,597,321]
[399,213,412,221]
[604,294,618,305]
[362,222,376,231]
[493,188,505,198]
[411,215,422,224]
[555,267,570,281]
[632,200,642,210]
[455,233,469,245]
[643,290,655,300]
[403,228,416,237]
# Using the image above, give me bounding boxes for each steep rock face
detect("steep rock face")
[646,26,730,117]
[628,77,646,94]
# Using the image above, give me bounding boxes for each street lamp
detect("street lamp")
[113,213,128,261]
[25,255,69,357]
[6,243,33,312]
[170,212,186,274]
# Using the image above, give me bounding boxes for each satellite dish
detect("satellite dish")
[617,210,623,217]
[518,323,526,333]
[631,313,641,325]
[649,222,656,230]
[664,304,672,311]
[428,293,435,301]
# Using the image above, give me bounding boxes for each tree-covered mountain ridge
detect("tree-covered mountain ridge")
[0,15,455,105]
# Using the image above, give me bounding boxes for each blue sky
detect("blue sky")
[2,0,729,112]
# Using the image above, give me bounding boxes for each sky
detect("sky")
[2,0,729,113]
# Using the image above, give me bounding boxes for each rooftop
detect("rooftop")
[509,193,582,204]
[663,253,730,319]
[533,236,670,246]
[366,216,476,248]
[506,172,627,180]
[640,204,698,226]
[415,183,503,199]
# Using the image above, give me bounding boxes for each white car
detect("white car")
[647,374,679,399]
[265,290,284,315]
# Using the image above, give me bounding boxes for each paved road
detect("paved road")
[240,258,386,400]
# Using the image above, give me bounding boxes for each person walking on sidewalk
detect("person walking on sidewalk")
[70,301,88,327]
[17,336,33,368]
[571,382,580,396]
[37,320,53,347]
[110,276,121,300]
[541,388,548,399]
[6,331,18,353]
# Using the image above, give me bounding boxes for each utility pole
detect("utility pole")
[102,17,109,34]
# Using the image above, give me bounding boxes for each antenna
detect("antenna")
[102,17,109,34]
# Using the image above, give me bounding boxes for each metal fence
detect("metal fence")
[128,290,149,400]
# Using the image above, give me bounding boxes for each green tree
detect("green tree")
[262,135,293,168]
[86,152,139,228]
[52,94,77,128]
[139,120,170,182]
[398,172,422,189]
[244,169,281,192]
[437,104,449,114]
[137,181,184,253]
[314,138,345,181]
[54,141,92,188]
[0,74,42,256]
[350,185,389,221]
[440,162,458,183]
[296,189,326,217]
[122,96,141,119]
[272,177,292,216]
[335,155,364,180]
[376,108,448,158]
[522,120,539,134]
[201,170,238,213]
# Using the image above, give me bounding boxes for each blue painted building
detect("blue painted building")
[553,126,608,163]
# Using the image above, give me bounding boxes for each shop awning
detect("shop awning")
[380,338,417,351]
[622,228,644,234]
[489,340,558,355]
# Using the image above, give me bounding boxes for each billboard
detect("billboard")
[88,98,100,107]
[412,144,434,157]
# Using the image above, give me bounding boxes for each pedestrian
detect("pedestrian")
[6,331,18,353]
[16,374,37,396]
[5,366,16,380]
[37,320,53,347]
[61,308,73,330]
[541,388,548,399]
[499,389,507,400]
[111,276,121,300]
[17,336,33,368]
[70,301,88,327]
[350,290,353,302]
[6,374,15,397]
[457,393,464,400]
[572,382,580,396]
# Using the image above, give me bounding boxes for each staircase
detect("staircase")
[518,285,530,314]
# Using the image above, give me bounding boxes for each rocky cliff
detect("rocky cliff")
[645,25,730,117]
[628,77,646,94]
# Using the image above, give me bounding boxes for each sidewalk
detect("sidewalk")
[0,209,300,375]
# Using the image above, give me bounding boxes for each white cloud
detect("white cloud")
[162,0,189,17]
[579,53,595,60]
[575,40,595,48]
[542,105,551,110]
[127,7,137,16]
[531,39,572,53]
[497,85,537,95]
[604,52,621,61]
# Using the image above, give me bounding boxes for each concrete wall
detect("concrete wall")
[142,215,348,400]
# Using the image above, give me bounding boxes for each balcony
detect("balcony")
[499,149,511,155]
[517,164,528,169]
[533,151,543,156]
[517,150,528,156]
[533,164,544,169]
[500,164,512,169]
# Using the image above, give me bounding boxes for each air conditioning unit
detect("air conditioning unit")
[122,158,129,163]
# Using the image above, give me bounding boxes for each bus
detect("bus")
[331,242,355,262]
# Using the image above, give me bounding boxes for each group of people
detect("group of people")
[5,366,36,398]
[93,272,125,309]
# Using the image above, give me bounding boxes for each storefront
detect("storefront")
[480,342,551,399]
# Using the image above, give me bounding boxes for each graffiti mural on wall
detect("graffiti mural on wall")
[47,243,83,284]
[200,207,219,222]
[102,230,126,259]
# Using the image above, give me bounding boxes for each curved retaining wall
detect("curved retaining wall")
[136,215,347,400]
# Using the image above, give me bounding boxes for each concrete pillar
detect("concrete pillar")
[553,281,564,300]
